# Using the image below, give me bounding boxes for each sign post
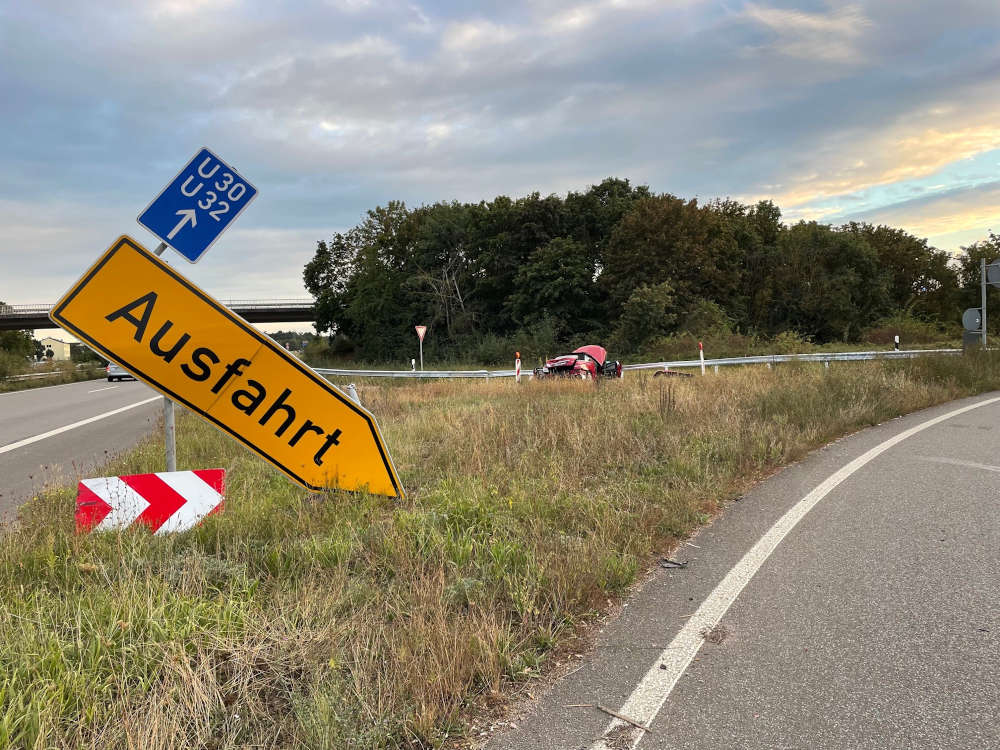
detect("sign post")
[982,257,988,349]
[136,148,257,471]
[415,325,427,371]
[50,236,403,497]
[148,242,178,471]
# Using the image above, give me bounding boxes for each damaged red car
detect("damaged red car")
[532,345,623,381]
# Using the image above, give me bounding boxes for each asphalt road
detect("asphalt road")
[487,394,1000,750]
[0,378,161,519]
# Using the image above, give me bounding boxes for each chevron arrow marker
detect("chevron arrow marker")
[76,469,225,534]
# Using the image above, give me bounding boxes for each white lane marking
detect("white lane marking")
[0,397,160,455]
[918,455,1000,473]
[84,476,150,531]
[153,471,222,535]
[87,386,119,393]
[590,394,1000,750]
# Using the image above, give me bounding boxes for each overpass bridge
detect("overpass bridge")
[0,299,316,331]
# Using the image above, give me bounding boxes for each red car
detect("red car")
[533,345,623,381]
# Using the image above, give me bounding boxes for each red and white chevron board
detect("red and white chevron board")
[76,469,225,534]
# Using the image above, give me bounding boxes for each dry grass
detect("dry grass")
[2,353,999,748]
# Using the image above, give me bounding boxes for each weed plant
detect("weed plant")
[2,353,1000,748]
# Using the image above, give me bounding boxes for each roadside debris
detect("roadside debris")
[700,624,729,644]
[659,558,688,569]
[565,704,651,733]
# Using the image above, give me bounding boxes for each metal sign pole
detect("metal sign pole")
[152,242,177,471]
[982,257,988,349]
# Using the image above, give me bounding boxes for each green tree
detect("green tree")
[0,302,32,359]
[0,331,31,359]
[70,343,103,364]
[303,230,359,337]
[956,233,1000,333]
[740,201,783,333]
[305,202,424,360]
[677,299,734,337]
[956,232,1000,289]
[302,181,964,359]
[505,237,600,337]
[601,195,742,318]
[611,281,679,352]
[762,222,891,341]
[841,222,958,322]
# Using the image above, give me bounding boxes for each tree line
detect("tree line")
[297,178,992,362]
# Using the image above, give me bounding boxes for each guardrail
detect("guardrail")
[1,348,964,383]
[2,367,105,383]
[623,348,962,371]
[313,348,962,380]
[313,367,520,379]
[5,372,63,382]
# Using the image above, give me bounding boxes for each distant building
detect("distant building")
[38,336,72,361]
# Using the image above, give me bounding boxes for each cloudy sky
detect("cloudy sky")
[3,0,1000,333]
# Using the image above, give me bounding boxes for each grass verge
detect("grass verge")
[3,353,1000,748]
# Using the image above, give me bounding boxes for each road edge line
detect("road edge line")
[0,397,161,455]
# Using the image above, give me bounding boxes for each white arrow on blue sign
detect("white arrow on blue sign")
[138,147,258,263]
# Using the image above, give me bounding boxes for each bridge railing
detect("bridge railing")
[0,304,51,315]
[219,299,314,309]
[1,299,313,312]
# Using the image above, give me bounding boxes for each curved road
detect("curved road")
[488,394,1000,750]
[0,379,161,519]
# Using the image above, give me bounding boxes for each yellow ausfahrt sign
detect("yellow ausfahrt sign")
[50,235,404,497]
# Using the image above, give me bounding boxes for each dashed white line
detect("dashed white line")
[87,385,119,393]
[0,397,160,455]
[590,394,1000,750]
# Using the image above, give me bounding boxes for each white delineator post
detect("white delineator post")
[894,335,900,351]
[699,341,706,376]
[515,351,521,384]
[152,242,177,472]
[415,325,427,371]
[346,383,361,405]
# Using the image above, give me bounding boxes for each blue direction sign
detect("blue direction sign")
[138,147,257,263]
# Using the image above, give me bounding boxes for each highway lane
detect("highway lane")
[488,394,1000,750]
[0,379,161,519]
